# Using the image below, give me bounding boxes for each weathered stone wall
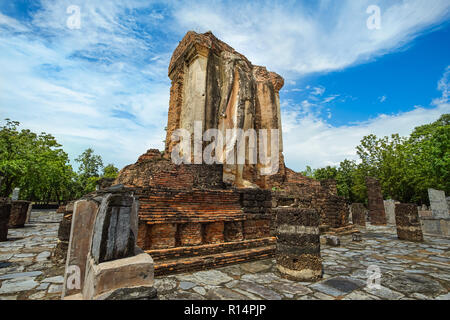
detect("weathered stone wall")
[351,203,367,227]
[52,201,74,264]
[366,177,387,225]
[274,207,322,281]
[395,203,424,242]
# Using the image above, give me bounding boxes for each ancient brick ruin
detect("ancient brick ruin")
[365,177,387,225]
[110,31,355,277]
[395,203,424,242]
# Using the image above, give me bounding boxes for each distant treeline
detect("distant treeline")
[302,114,449,205]
[0,119,119,204]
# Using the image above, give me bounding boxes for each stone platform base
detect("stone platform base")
[420,217,450,238]
[149,237,276,276]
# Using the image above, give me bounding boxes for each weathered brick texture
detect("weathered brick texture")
[351,203,367,227]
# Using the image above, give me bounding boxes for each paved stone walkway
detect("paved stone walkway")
[156,225,450,300]
[0,210,64,300]
[0,211,449,300]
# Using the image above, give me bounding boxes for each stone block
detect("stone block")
[428,188,449,219]
[62,199,99,297]
[395,203,423,242]
[90,193,136,264]
[351,203,366,227]
[82,253,154,300]
[352,233,362,242]
[325,235,340,246]
[8,201,31,228]
[383,199,397,225]
[0,201,11,241]
[420,217,450,237]
[274,207,322,281]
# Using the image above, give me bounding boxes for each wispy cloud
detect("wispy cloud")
[0,0,449,171]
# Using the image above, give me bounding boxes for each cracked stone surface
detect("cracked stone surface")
[0,210,64,300]
[158,225,450,300]
[0,211,449,300]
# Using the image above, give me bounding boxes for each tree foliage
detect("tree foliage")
[309,114,450,205]
[0,119,120,203]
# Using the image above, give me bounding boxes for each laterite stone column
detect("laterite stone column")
[395,203,424,242]
[274,207,322,281]
[365,177,387,225]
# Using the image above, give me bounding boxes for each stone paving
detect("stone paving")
[1,210,449,300]
[0,210,64,300]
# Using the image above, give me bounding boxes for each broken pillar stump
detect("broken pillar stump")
[395,203,424,242]
[63,186,155,300]
[8,200,31,228]
[351,203,366,227]
[0,200,11,241]
[274,207,322,281]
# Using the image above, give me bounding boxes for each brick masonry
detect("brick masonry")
[395,203,424,242]
[366,177,387,225]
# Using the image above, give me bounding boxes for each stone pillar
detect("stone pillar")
[0,200,11,241]
[383,199,397,225]
[351,203,366,227]
[395,203,424,242]
[365,177,387,225]
[62,199,99,297]
[63,187,156,300]
[428,188,449,219]
[11,188,20,201]
[274,207,322,281]
[8,200,31,228]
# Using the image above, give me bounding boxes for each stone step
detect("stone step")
[147,237,276,261]
[153,244,276,276]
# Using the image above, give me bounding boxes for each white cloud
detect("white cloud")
[0,0,449,173]
[173,0,450,78]
[379,95,387,103]
[282,67,450,171]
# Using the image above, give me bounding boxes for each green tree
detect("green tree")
[102,164,119,178]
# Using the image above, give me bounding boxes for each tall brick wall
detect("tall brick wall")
[366,177,387,225]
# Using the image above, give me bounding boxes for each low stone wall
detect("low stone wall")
[52,202,74,264]
[395,203,423,242]
[274,207,322,281]
[420,217,450,238]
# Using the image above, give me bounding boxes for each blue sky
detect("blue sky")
[0,0,449,172]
